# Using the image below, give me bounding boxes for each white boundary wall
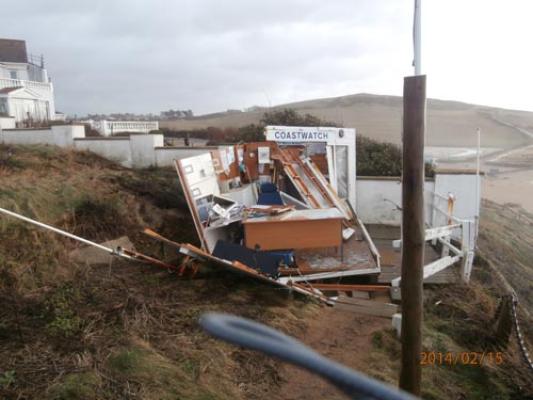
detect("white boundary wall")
[434,173,480,221]
[0,125,210,168]
[0,125,85,146]
[0,116,16,129]
[74,137,132,166]
[130,134,164,167]
[356,175,480,227]
[155,146,218,167]
[356,177,435,225]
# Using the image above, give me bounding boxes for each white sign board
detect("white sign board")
[265,126,339,142]
[257,146,270,164]
[264,124,357,210]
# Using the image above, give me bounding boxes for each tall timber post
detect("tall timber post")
[399,74,426,395]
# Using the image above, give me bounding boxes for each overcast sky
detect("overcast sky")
[1,0,531,115]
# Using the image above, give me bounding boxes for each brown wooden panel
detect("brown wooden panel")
[310,154,328,175]
[243,218,342,250]
[227,146,240,179]
[243,144,259,180]
[211,147,240,181]
[243,142,277,182]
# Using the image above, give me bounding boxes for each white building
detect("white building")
[91,120,159,137]
[0,38,56,126]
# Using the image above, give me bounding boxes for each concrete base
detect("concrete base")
[392,313,402,338]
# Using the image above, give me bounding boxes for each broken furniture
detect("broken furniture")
[257,182,283,206]
[212,240,284,277]
[242,208,344,251]
[173,135,381,303]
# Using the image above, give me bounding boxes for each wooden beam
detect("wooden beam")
[121,248,178,271]
[143,228,183,249]
[278,267,380,283]
[437,236,463,256]
[300,283,390,292]
[391,255,460,287]
[422,256,460,279]
[174,159,209,251]
[393,224,459,248]
[399,74,426,396]
[334,296,398,318]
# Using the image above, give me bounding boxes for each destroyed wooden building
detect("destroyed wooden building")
[157,125,480,309]
[0,124,481,315]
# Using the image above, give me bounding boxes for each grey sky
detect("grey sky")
[1,0,531,115]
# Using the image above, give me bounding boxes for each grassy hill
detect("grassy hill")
[161,93,533,148]
[0,144,318,399]
[0,145,531,399]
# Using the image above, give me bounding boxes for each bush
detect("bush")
[356,136,402,176]
[165,109,340,146]
[0,145,25,171]
[260,109,337,127]
[163,109,435,177]
[112,168,187,209]
[69,196,127,240]
[45,284,83,339]
[357,136,435,177]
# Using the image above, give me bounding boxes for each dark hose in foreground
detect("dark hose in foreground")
[199,313,417,400]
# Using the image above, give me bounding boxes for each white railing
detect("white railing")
[426,190,477,282]
[392,190,476,284]
[0,78,52,93]
[93,120,159,136]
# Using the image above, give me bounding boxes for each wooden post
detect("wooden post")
[399,75,426,396]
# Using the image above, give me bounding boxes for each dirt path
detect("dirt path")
[276,307,390,400]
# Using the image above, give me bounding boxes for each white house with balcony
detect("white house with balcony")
[0,38,56,126]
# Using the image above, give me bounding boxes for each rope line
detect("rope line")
[510,295,533,371]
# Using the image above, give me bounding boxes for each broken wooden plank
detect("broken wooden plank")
[179,243,332,303]
[278,267,380,283]
[334,295,398,318]
[437,236,463,256]
[390,255,461,287]
[143,228,183,249]
[300,283,390,292]
[121,248,178,271]
[347,291,371,299]
[393,224,460,248]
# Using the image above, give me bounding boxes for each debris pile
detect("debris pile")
[154,131,382,302]
[0,127,392,307]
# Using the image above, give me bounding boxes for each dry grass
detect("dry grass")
[1,145,532,399]
[0,144,319,400]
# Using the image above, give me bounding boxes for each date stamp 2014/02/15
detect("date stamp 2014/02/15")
[420,352,504,366]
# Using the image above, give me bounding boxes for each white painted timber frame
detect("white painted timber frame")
[391,188,478,286]
[392,224,460,248]
[278,267,380,284]
[265,125,357,210]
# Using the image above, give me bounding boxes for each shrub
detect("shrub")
[357,136,435,177]
[69,196,126,240]
[0,145,25,171]
[260,108,337,127]
[0,370,16,388]
[163,109,435,177]
[45,284,83,339]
